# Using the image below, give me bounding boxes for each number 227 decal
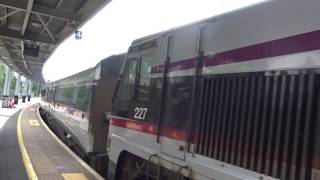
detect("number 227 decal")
[134,107,148,120]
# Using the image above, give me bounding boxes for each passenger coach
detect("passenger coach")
[40,53,125,176]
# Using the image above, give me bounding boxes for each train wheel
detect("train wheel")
[117,154,148,180]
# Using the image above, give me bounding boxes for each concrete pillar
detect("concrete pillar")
[14,74,21,104]
[2,65,12,96]
[14,74,21,96]
[22,79,28,96]
[22,78,28,103]
[27,80,32,101]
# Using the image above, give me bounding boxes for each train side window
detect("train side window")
[137,54,152,101]
[76,85,93,112]
[119,58,138,101]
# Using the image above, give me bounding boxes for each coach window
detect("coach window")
[137,54,152,101]
[119,58,138,101]
[76,85,93,112]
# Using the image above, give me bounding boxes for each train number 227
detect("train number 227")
[134,107,148,120]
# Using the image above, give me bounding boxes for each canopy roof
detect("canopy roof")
[0,0,110,82]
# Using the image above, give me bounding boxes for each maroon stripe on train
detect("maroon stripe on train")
[204,29,320,66]
[151,64,165,74]
[53,101,90,120]
[151,58,196,74]
[151,30,320,74]
[168,58,196,72]
[110,117,320,170]
[110,117,187,141]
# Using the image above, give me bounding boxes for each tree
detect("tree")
[0,64,5,94]
[10,75,17,95]
[32,83,38,95]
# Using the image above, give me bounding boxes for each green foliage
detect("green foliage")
[0,64,5,89]
[10,75,16,90]
[32,84,38,95]
[0,64,5,95]
[8,75,17,96]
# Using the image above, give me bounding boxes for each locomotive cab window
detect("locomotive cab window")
[114,51,154,121]
[119,58,138,101]
[137,54,152,101]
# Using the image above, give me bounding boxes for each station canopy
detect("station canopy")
[0,0,110,82]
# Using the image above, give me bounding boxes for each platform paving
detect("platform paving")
[0,110,28,180]
[0,99,36,180]
[0,99,105,180]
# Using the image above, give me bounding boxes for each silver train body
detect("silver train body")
[107,0,320,180]
[40,54,125,175]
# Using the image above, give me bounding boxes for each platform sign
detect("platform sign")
[75,30,82,40]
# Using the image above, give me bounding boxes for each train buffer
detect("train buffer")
[0,99,105,180]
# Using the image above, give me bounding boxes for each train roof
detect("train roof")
[48,53,126,87]
[131,0,269,45]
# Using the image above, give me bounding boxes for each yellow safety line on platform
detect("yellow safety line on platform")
[17,108,38,180]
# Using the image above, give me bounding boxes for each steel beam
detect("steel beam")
[0,9,20,21]
[41,0,64,33]
[21,0,34,35]
[0,0,73,21]
[0,26,55,44]
[36,14,55,42]
[13,59,43,65]
[2,6,7,25]
[23,60,32,76]
[33,5,73,21]
[10,53,45,62]
[11,48,51,55]
[5,41,20,49]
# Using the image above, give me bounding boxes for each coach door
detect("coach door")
[160,27,205,160]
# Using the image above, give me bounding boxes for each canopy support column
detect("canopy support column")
[22,78,28,103]
[14,74,21,104]
[27,80,32,101]
[2,65,12,97]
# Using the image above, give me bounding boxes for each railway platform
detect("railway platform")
[0,99,105,180]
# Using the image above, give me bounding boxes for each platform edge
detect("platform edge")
[36,104,105,180]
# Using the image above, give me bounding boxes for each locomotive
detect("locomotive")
[108,0,320,179]
[40,53,125,175]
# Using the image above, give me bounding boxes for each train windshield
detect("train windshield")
[118,58,138,101]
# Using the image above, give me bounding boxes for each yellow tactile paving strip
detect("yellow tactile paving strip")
[18,105,102,180]
[62,173,88,180]
[29,119,40,126]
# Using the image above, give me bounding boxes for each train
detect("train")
[40,53,126,176]
[41,0,320,179]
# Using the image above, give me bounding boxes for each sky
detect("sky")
[42,0,267,81]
